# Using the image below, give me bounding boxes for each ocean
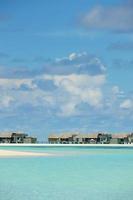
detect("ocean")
[0,146,133,200]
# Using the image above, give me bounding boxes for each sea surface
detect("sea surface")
[0,146,133,200]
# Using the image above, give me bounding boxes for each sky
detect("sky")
[0,0,133,140]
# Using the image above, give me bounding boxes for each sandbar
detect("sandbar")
[0,150,53,157]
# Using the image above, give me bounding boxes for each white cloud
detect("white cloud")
[68,53,77,61]
[0,52,131,119]
[120,99,133,109]
[111,86,124,98]
[81,3,133,32]
[60,102,77,117]
[0,52,106,116]
[0,78,36,90]
[42,74,105,88]
[0,52,105,116]
[0,96,14,108]
[39,74,105,115]
[81,88,103,107]
[54,52,106,75]
[112,86,120,94]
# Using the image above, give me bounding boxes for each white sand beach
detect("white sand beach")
[0,150,53,157]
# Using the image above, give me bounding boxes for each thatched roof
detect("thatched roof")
[60,134,73,139]
[12,132,28,136]
[87,134,98,139]
[75,133,98,139]
[112,134,128,139]
[74,134,86,139]
[0,132,13,138]
[59,132,79,139]
[0,132,28,138]
[48,134,59,139]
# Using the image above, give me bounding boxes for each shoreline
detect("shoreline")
[0,143,133,147]
[0,144,133,157]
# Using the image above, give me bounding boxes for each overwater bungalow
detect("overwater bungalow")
[48,133,79,144]
[128,133,133,144]
[110,134,129,144]
[74,134,98,144]
[60,133,78,144]
[12,132,28,143]
[48,132,133,144]
[23,136,37,144]
[97,133,112,144]
[48,132,112,144]
[0,132,13,143]
[0,132,37,144]
[48,134,60,144]
[0,132,28,143]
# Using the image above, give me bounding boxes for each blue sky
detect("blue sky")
[0,0,133,140]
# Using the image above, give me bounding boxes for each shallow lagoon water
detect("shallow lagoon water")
[0,146,133,200]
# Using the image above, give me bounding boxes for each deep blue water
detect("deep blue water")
[0,146,133,200]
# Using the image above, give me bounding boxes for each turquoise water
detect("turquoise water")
[0,147,133,200]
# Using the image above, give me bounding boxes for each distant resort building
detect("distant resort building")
[48,132,132,144]
[0,132,37,144]
[48,134,60,144]
[0,131,132,144]
[110,134,129,144]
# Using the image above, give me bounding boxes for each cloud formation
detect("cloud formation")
[120,99,133,109]
[40,74,105,116]
[0,51,132,136]
[81,2,133,33]
[0,52,107,116]
[42,52,106,75]
[0,52,130,118]
[0,52,106,78]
